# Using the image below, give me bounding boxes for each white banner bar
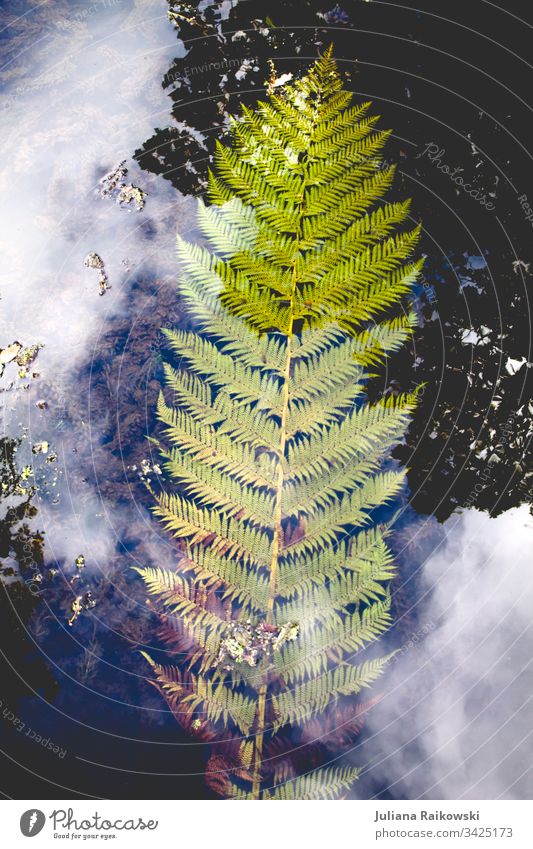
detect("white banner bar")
[2,799,532,848]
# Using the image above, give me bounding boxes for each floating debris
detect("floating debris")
[216,620,299,670]
[98,277,110,296]
[98,160,147,211]
[83,591,96,609]
[141,458,162,476]
[117,184,146,211]
[506,356,527,376]
[271,72,293,89]
[512,259,530,275]
[98,161,127,197]
[273,621,300,650]
[133,458,162,492]
[67,590,96,627]
[84,252,110,296]
[0,343,22,363]
[84,251,104,270]
[0,341,22,370]
[32,440,49,455]
[235,58,257,82]
[84,252,104,270]
[0,341,40,380]
[67,596,83,627]
[321,5,350,24]
[35,399,47,410]
[16,344,41,367]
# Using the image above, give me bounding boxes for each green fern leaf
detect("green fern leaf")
[136,46,422,800]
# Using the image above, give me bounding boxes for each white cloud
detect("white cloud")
[0,0,192,388]
[360,506,533,799]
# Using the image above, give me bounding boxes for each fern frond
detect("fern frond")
[272,655,394,728]
[275,598,394,684]
[137,49,422,800]
[277,526,391,596]
[154,492,272,567]
[144,656,256,734]
[135,567,226,658]
[264,765,362,800]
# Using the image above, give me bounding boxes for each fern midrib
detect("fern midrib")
[252,94,323,799]
[251,265,297,800]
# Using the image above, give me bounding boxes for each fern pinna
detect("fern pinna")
[136,48,422,800]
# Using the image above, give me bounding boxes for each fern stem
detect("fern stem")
[252,177,305,795]
[251,82,327,796]
[252,332,293,798]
